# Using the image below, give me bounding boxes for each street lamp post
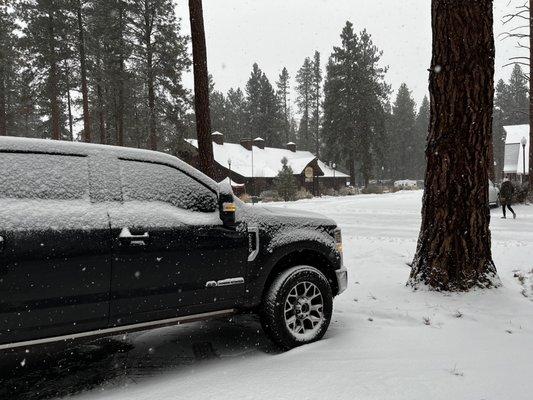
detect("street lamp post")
[251,145,254,201]
[381,166,384,192]
[332,162,336,193]
[521,136,527,185]
[228,158,232,186]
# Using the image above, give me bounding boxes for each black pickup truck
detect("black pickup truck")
[0,137,347,350]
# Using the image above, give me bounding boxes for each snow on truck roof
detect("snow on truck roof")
[0,136,219,190]
[503,125,530,174]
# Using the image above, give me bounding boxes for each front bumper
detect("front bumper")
[335,266,348,295]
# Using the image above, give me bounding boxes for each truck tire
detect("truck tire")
[260,265,333,350]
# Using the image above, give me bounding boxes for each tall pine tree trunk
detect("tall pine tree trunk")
[97,80,106,144]
[117,60,125,146]
[116,2,125,147]
[47,7,61,140]
[0,68,6,136]
[349,153,356,187]
[77,0,91,142]
[66,80,74,140]
[189,0,214,178]
[144,1,156,150]
[409,0,498,291]
[147,67,156,150]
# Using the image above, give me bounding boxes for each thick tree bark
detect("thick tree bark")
[409,0,499,291]
[77,1,91,142]
[47,7,61,140]
[0,68,6,136]
[189,0,214,178]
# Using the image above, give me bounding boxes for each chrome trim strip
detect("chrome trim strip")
[0,309,236,351]
[248,226,260,262]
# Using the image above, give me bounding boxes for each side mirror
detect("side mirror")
[219,192,236,228]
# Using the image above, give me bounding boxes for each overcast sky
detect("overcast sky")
[176,0,528,110]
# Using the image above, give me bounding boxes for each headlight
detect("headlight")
[334,228,343,253]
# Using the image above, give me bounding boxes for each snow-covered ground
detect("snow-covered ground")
[3,191,533,400]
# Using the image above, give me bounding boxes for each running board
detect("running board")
[0,309,236,351]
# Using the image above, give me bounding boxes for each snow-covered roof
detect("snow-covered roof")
[316,160,349,178]
[503,125,530,174]
[185,138,319,178]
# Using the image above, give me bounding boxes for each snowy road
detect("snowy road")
[2,191,533,400]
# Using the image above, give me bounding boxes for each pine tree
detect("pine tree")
[276,67,290,144]
[311,51,322,156]
[225,87,247,141]
[76,0,91,142]
[390,83,417,179]
[322,22,389,187]
[275,157,297,201]
[245,63,283,146]
[259,72,283,146]
[414,95,429,179]
[129,0,189,151]
[20,0,73,140]
[246,63,263,138]
[409,0,498,291]
[210,89,227,135]
[0,5,18,136]
[295,57,313,150]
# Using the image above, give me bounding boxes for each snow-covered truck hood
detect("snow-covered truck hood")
[234,199,336,228]
[257,206,336,227]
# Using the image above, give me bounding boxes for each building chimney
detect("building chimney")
[212,131,224,145]
[253,137,265,149]
[240,138,253,151]
[286,142,296,152]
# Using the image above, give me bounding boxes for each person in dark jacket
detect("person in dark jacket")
[499,179,516,219]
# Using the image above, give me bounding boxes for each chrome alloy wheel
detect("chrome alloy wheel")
[284,281,324,337]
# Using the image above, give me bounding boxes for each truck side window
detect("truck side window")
[119,160,217,213]
[0,152,89,200]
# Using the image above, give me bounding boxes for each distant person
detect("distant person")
[499,178,516,219]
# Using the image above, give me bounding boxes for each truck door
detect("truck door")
[107,159,249,326]
[0,152,112,345]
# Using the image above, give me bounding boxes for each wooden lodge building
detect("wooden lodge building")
[181,132,348,196]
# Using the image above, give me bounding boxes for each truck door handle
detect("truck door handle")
[119,227,149,246]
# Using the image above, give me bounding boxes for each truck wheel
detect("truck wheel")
[260,266,333,350]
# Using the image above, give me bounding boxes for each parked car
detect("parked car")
[488,180,500,207]
[0,137,347,351]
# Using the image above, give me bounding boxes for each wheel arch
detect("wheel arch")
[261,247,340,300]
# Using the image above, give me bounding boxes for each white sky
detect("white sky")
[176,0,528,111]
